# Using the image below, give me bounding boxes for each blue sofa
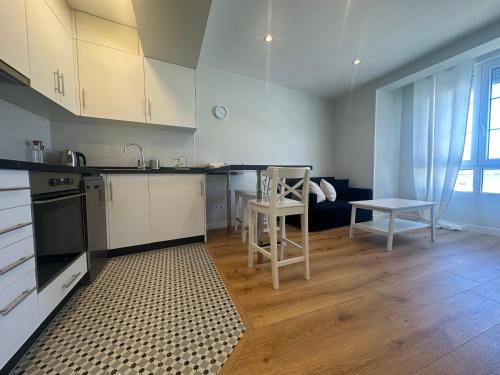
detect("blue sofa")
[286,177,373,232]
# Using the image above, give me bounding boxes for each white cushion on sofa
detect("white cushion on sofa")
[320,179,337,202]
[310,181,326,203]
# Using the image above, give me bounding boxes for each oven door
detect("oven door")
[32,191,87,290]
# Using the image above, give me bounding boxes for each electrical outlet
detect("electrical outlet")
[213,203,225,211]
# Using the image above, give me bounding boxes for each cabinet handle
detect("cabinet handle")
[81,88,86,111]
[0,222,32,236]
[0,187,29,192]
[148,98,152,118]
[109,181,113,202]
[60,72,65,96]
[0,287,36,316]
[54,70,60,93]
[0,254,34,275]
[62,272,81,289]
[200,180,204,197]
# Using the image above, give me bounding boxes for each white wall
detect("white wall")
[0,99,53,162]
[373,88,402,198]
[197,65,336,228]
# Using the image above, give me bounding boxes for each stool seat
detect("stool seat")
[249,197,303,208]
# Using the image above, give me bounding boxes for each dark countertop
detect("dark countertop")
[0,158,99,174]
[0,159,312,175]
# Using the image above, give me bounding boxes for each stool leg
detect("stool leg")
[242,198,247,243]
[269,214,279,289]
[279,216,285,261]
[234,194,240,231]
[301,213,310,280]
[248,203,255,268]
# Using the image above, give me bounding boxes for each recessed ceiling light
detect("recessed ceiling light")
[353,58,361,65]
[264,34,273,42]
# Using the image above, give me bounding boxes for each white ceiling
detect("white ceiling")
[199,0,500,98]
[66,0,137,28]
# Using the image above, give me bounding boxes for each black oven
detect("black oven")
[30,172,86,290]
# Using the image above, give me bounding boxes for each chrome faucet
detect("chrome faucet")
[124,143,146,169]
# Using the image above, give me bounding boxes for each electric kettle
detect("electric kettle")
[60,150,87,167]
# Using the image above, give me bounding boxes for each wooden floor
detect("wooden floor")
[207,225,500,375]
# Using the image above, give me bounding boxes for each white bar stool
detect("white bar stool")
[234,190,257,242]
[247,167,311,289]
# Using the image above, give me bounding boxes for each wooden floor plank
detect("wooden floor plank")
[207,226,500,375]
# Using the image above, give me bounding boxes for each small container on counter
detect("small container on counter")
[150,159,160,169]
[31,140,44,163]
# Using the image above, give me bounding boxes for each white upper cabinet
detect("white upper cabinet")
[144,57,196,128]
[149,174,205,242]
[44,0,72,35]
[0,0,30,78]
[77,41,146,123]
[26,0,76,112]
[105,174,151,249]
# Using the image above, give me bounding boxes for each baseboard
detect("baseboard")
[207,220,227,231]
[1,275,87,375]
[107,235,205,257]
[459,223,500,236]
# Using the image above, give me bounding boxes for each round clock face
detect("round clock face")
[213,105,227,119]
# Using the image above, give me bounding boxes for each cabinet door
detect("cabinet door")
[26,0,75,112]
[149,175,205,243]
[78,41,146,123]
[105,174,150,249]
[144,57,195,128]
[0,0,30,78]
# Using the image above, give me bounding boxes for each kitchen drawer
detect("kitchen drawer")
[0,188,31,211]
[0,224,32,250]
[0,170,29,190]
[37,253,87,322]
[0,237,35,292]
[0,206,32,247]
[0,270,38,369]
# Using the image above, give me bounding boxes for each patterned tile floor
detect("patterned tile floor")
[11,244,245,375]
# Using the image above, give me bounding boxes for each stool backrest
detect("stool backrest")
[266,167,311,208]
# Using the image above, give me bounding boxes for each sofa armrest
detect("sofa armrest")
[348,188,373,201]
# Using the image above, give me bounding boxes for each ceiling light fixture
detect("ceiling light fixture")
[353,58,361,65]
[264,34,273,42]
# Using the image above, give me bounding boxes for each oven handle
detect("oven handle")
[33,192,87,205]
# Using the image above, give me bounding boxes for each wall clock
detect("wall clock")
[213,105,227,119]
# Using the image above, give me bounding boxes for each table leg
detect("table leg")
[226,170,232,233]
[349,205,357,239]
[430,205,436,242]
[386,212,395,252]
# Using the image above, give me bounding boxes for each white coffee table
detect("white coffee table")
[349,198,438,252]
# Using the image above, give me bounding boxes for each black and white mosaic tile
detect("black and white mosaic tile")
[11,244,245,375]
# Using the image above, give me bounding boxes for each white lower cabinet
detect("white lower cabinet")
[37,253,87,322]
[104,173,206,249]
[149,175,205,242]
[0,270,38,369]
[105,174,151,249]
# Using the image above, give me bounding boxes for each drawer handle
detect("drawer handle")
[62,272,81,289]
[0,222,32,236]
[0,187,29,192]
[0,286,36,316]
[0,254,34,275]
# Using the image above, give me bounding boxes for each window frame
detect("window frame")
[456,57,500,195]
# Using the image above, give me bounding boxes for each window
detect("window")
[456,58,500,194]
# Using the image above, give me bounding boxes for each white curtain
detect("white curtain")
[412,61,474,220]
